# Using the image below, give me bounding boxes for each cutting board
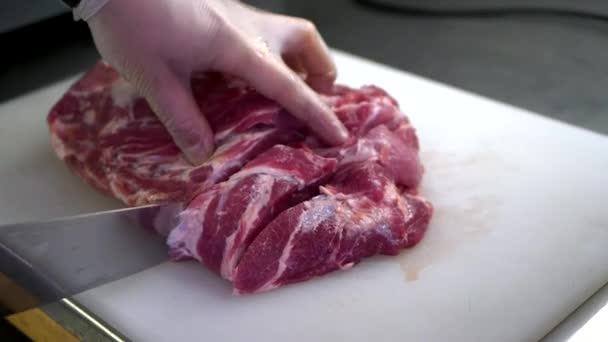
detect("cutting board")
[0,50,607,341]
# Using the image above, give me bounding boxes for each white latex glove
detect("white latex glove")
[87,0,348,164]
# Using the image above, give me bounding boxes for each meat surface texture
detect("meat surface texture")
[48,61,433,294]
[234,162,432,293]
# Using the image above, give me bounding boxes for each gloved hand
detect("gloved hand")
[86,0,348,164]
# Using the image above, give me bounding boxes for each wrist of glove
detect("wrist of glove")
[62,0,110,21]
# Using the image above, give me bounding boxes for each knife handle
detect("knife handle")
[0,243,66,316]
[0,273,39,316]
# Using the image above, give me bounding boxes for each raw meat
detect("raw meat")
[49,64,304,206]
[48,61,433,294]
[168,145,337,280]
[234,162,432,294]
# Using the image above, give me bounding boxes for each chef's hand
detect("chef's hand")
[86,0,348,164]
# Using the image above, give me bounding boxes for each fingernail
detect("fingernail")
[180,135,214,165]
[336,123,349,143]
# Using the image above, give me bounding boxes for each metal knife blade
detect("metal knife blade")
[0,203,183,315]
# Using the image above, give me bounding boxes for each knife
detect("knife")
[0,203,183,315]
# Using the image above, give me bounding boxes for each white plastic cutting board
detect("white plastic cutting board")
[0,51,607,341]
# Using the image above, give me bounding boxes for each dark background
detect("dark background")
[1,0,608,135]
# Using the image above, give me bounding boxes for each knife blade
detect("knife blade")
[0,203,183,315]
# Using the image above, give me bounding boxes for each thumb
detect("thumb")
[143,68,215,164]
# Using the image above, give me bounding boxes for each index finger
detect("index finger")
[216,38,348,146]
